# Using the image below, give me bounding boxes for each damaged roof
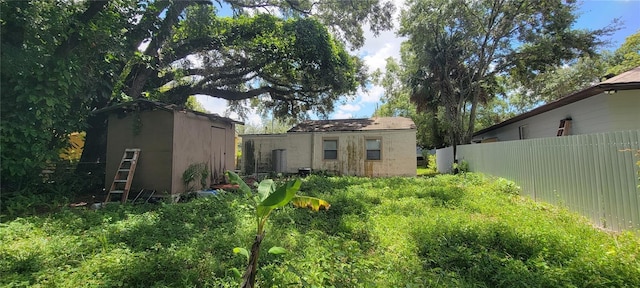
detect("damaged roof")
[287,117,416,132]
[93,99,243,125]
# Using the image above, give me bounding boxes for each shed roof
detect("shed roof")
[94,99,243,125]
[474,66,640,136]
[287,117,416,132]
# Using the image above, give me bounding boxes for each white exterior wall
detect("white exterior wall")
[286,133,313,172]
[475,90,640,142]
[242,129,417,177]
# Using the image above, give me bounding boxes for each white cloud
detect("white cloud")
[338,103,361,112]
[359,85,385,103]
[332,110,353,119]
[195,95,227,115]
[244,112,262,126]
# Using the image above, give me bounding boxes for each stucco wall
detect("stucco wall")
[310,130,417,177]
[475,90,640,141]
[172,112,236,194]
[105,110,174,194]
[241,134,288,174]
[285,133,313,172]
[242,129,417,177]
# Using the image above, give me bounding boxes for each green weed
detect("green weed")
[1,173,638,287]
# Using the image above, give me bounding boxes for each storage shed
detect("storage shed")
[99,99,241,196]
[241,117,417,177]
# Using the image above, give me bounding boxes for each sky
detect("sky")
[196,0,640,126]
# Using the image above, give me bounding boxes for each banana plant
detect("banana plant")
[226,171,330,288]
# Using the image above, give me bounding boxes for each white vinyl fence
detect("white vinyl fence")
[439,130,640,231]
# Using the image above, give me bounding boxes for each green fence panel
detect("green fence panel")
[456,130,640,231]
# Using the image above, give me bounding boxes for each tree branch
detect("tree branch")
[54,0,109,58]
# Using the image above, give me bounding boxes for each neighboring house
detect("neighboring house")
[473,66,640,142]
[97,99,241,196]
[241,117,417,177]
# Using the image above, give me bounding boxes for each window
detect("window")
[323,139,337,160]
[518,125,528,140]
[366,139,381,160]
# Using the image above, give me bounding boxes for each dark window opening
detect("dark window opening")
[366,139,381,160]
[323,140,338,160]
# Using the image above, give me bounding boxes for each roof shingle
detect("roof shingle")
[288,117,416,132]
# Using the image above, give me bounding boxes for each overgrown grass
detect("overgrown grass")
[417,154,438,177]
[2,174,639,287]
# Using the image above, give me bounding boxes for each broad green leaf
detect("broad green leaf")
[268,246,287,255]
[233,247,249,261]
[259,179,301,208]
[256,205,273,219]
[257,179,275,202]
[226,171,252,196]
[292,196,331,211]
[230,267,242,279]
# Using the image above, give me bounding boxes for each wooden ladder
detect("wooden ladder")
[105,149,141,204]
[556,119,572,136]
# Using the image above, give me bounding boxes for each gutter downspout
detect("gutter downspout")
[310,132,315,171]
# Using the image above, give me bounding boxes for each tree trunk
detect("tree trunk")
[452,130,458,174]
[464,91,480,144]
[241,232,264,288]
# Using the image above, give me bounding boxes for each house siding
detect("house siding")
[474,90,639,142]
[610,90,640,130]
[242,129,416,177]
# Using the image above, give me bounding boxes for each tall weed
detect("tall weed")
[1,173,638,287]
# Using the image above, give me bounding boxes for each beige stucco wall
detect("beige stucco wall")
[310,130,417,177]
[172,112,236,194]
[105,110,174,194]
[242,129,417,177]
[475,90,640,142]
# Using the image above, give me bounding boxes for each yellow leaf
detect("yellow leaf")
[292,196,330,211]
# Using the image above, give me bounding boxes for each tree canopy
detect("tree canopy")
[399,0,615,155]
[506,30,640,112]
[372,56,447,149]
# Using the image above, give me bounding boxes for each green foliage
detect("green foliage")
[400,0,615,146]
[607,31,640,76]
[182,163,210,192]
[226,171,329,287]
[506,56,610,112]
[185,96,208,113]
[502,30,638,113]
[452,160,470,174]
[373,57,447,148]
[0,0,134,187]
[2,174,639,287]
[417,155,438,176]
[1,163,103,221]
